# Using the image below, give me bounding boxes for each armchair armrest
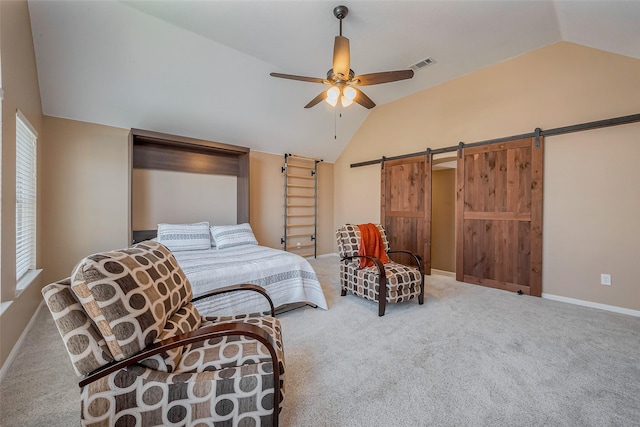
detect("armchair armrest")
[341,255,388,316]
[341,255,385,274]
[80,321,281,388]
[81,320,283,426]
[387,250,425,306]
[191,283,275,316]
[387,250,424,274]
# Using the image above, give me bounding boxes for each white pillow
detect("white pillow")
[210,223,258,250]
[157,222,211,252]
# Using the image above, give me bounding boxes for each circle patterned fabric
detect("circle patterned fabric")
[336,224,422,309]
[70,241,192,360]
[45,241,286,425]
[80,315,285,426]
[42,279,114,376]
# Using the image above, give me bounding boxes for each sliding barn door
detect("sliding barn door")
[456,137,543,296]
[381,156,432,274]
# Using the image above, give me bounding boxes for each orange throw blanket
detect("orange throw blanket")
[357,223,389,269]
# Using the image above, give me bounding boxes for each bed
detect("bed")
[173,244,328,316]
[129,130,327,315]
[133,223,328,316]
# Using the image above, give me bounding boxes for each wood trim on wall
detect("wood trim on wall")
[237,152,250,224]
[131,128,249,155]
[129,129,250,243]
[132,144,241,176]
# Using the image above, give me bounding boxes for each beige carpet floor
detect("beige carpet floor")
[1,254,639,426]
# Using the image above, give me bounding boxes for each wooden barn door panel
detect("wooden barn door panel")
[381,156,432,273]
[456,137,543,296]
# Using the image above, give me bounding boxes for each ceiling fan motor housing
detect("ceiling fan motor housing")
[327,68,355,83]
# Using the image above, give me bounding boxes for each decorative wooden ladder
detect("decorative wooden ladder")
[281,154,322,258]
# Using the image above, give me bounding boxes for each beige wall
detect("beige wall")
[316,161,335,254]
[334,42,640,311]
[40,117,130,284]
[38,121,337,290]
[249,151,283,248]
[250,151,334,254]
[543,123,640,309]
[432,168,456,272]
[132,169,237,229]
[0,0,44,368]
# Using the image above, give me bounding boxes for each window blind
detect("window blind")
[16,112,37,282]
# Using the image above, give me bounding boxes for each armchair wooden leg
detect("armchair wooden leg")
[418,273,425,305]
[378,263,388,316]
[341,288,346,296]
[378,297,386,317]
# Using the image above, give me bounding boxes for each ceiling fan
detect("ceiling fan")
[270,5,414,109]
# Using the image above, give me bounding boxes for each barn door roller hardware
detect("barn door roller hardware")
[350,112,640,168]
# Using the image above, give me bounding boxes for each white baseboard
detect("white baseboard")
[309,253,339,259]
[0,300,45,383]
[542,293,640,317]
[304,259,639,318]
[431,269,456,278]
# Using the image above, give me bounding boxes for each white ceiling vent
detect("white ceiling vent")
[409,57,436,72]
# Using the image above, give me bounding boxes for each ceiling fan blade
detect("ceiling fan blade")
[353,88,376,109]
[304,91,328,109]
[270,72,326,84]
[333,36,350,78]
[353,70,414,86]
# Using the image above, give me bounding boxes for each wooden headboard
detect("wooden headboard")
[132,229,159,244]
[129,128,250,244]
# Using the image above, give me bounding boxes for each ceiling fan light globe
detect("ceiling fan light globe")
[341,96,354,107]
[343,86,357,101]
[326,86,340,106]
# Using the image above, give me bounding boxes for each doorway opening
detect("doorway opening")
[431,156,456,277]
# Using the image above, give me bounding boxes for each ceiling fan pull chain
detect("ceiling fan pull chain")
[333,111,343,140]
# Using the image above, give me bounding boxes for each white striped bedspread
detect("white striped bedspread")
[172,245,328,316]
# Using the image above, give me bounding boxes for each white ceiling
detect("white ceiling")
[28,1,640,162]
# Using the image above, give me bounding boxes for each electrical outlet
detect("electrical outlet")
[600,273,611,286]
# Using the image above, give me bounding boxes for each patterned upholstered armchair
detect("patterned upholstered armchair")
[336,224,425,316]
[42,241,285,426]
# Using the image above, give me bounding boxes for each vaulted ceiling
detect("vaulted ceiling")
[28,1,640,162]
